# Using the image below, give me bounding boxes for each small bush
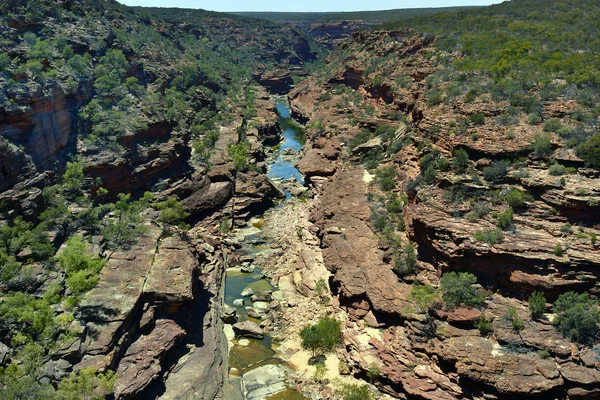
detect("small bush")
[474,228,504,244]
[548,164,566,176]
[538,350,550,358]
[560,224,573,234]
[376,165,397,191]
[299,316,342,358]
[438,157,451,171]
[506,188,529,209]
[505,306,524,330]
[483,160,509,182]
[527,113,542,125]
[337,383,374,400]
[576,133,600,169]
[529,291,546,320]
[553,244,563,256]
[470,113,485,125]
[393,242,418,276]
[423,165,436,184]
[476,314,492,336]
[554,291,600,344]
[452,149,469,174]
[440,272,486,309]
[466,202,491,221]
[409,284,439,312]
[543,119,562,132]
[496,207,514,231]
[531,133,553,157]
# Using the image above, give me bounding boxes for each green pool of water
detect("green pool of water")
[265,389,308,400]
[225,267,277,374]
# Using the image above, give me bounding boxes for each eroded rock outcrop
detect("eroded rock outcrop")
[114,319,185,399]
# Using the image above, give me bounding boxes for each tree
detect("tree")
[440,272,486,309]
[452,149,469,174]
[299,315,342,358]
[577,133,600,169]
[529,291,546,320]
[553,291,600,344]
[152,197,190,228]
[228,141,250,172]
[101,192,152,251]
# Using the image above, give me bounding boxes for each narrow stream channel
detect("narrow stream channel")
[224,101,308,400]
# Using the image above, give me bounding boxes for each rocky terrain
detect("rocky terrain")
[2,0,600,399]
[282,23,600,399]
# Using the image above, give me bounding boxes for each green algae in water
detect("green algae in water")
[265,389,308,400]
[229,337,280,373]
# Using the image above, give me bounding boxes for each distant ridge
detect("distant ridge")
[231,6,480,24]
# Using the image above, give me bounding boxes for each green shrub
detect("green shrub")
[474,228,504,244]
[299,315,342,357]
[548,164,566,176]
[101,193,151,250]
[505,306,524,330]
[57,235,106,298]
[531,133,553,157]
[229,141,250,172]
[560,223,573,234]
[506,188,529,209]
[438,157,450,171]
[0,292,57,345]
[576,133,600,169]
[409,284,439,312]
[538,350,550,358]
[372,214,387,232]
[57,368,115,400]
[440,272,486,309]
[452,149,469,174]
[554,291,600,344]
[423,165,436,184]
[543,119,562,132]
[152,197,190,228]
[553,244,564,256]
[394,242,418,276]
[337,383,374,400]
[496,207,514,231]
[529,291,546,320]
[466,202,491,221]
[470,113,485,125]
[476,314,492,336]
[483,160,509,182]
[527,113,542,125]
[376,165,397,191]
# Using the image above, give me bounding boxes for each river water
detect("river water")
[223,101,307,399]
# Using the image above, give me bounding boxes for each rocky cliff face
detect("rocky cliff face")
[289,30,600,399]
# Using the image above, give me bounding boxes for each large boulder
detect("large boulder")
[232,321,264,339]
[114,319,185,399]
[143,236,200,303]
[242,364,287,400]
[183,180,234,215]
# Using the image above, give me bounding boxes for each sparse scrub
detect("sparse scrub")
[474,228,504,244]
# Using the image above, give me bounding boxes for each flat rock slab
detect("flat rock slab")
[242,364,287,400]
[114,319,185,399]
[143,236,199,302]
[79,224,162,356]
